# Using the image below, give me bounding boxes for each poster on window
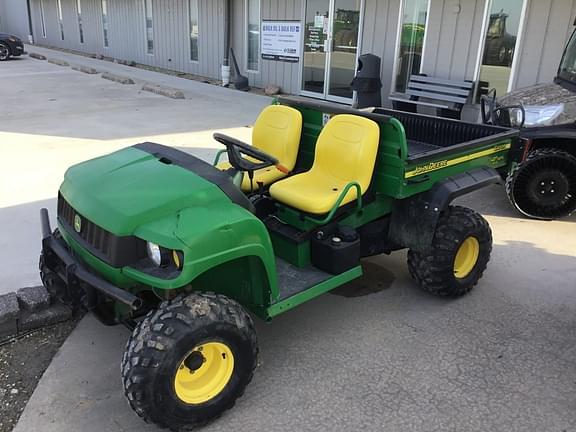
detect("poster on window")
[261,20,302,62]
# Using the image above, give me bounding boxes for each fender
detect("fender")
[388,167,501,253]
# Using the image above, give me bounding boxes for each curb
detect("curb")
[101,72,135,85]
[0,287,72,339]
[142,83,185,99]
[47,57,70,67]
[28,52,47,60]
[71,64,99,75]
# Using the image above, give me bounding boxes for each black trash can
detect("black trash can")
[351,54,382,108]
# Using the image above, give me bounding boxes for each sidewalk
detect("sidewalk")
[0,46,270,295]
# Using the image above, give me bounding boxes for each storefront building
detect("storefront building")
[2,0,576,107]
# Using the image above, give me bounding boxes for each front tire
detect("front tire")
[505,148,576,220]
[0,42,11,61]
[121,292,258,431]
[407,206,492,297]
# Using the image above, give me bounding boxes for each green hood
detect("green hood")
[59,145,238,236]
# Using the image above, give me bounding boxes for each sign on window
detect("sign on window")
[261,20,302,62]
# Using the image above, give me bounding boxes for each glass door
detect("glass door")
[327,0,361,100]
[394,0,429,93]
[301,0,362,102]
[302,0,330,96]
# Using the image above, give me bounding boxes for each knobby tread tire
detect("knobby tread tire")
[407,206,492,297]
[121,292,258,431]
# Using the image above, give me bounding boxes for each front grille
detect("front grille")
[57,194,145,267]
[58,194,112,258]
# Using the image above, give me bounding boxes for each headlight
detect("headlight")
[146,241,183,270]
[146,242,162,266]
[8,36,19,43]
[522,104,565,127]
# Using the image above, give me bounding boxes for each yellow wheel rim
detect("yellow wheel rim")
[174,342,234,405]
[453,237,480,279]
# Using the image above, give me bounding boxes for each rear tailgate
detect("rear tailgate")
[370,107,521,197]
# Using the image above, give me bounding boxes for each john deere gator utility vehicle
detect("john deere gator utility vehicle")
[40,97,520,431]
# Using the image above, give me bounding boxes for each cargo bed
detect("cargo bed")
[277,96,520,200]
[369,107,516,162]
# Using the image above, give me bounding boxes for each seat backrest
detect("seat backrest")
[312,114,380,192]
[252,105,303,171]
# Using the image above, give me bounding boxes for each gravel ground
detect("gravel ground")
[0,318,79,432]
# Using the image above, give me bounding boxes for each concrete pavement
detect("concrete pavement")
[0,49,270,295]
[3,46,576,432]
[13,204,576,431]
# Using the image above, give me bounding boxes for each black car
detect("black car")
[0,33,24,61]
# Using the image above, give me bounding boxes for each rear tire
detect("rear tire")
[407,206,492,297]
[0,42,11,61]
[121,292,258,431]
[506,148,576,220]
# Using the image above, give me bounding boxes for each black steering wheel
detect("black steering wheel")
[213,133,288,173]
[481,88,497,125]
[480,88,526,128]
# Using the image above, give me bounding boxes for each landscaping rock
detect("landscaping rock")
[101,72,135,85]
[47,58,69,67]
[18,304,72,333]
[16,287,50,313]
[142,83,185,99]
[28,52,47,60]
[265,85,281,96]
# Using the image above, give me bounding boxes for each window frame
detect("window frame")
[390,0,431,93]
[245,0,261,73]
[76,0,84,44]
[189,0,199,63]
[101,0,109,48]
[144,0,154,55]
[473,0,529,95]
[57,0,65,41]
[39,0,47,38]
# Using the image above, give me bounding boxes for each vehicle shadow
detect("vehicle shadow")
[249,240,576,430]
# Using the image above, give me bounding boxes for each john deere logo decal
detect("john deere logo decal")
[74,214,82,233]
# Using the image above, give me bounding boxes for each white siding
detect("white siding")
[422,0,486,81]
[18,0,576,98]
[28,0,225,79]
[360,0,402,106]
[0,0,30,39]
[513,0,576,89]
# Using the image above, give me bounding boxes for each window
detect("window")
[246,0,260,71]
[394,0,429,92]
[57,0,64,40]
[189,0,199,61]
[101,0,109,48]
[144,0,154,54]
[77,0,84,44]
[39,0,47,38]
[477,0,526,96]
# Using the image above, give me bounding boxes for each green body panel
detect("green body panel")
[54,99,516,322]
[58,147,281,318]
[265,265,363,318]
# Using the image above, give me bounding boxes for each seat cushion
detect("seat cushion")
[217,161,287,192]
[269,172,359,215]
[269,114,380,214]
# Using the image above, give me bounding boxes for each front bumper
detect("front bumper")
[40,208,143,311]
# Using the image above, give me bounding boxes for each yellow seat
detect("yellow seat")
[269,114,380,215]
[217,105,302,192]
